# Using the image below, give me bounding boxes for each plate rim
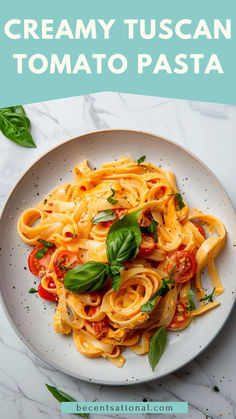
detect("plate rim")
[0,128,236,386]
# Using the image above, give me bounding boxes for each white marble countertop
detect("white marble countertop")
[0,93,236,419]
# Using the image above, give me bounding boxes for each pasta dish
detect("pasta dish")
[18,156,226,369]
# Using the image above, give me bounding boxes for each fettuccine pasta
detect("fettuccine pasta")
[18,156,226,369]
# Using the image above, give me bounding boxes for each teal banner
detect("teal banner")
[61,401,188,415]
[1,0,235,106]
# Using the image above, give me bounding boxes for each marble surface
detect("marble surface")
[0,92,236,419]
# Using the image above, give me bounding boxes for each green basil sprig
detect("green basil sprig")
[0,106,36,148]
[186,288,196,311]
[64,209,143,293]
[141,265,176,312]
[169,193,185,210]
[148,326,167,371]
[46,384,88,418]
[91,209,117,225]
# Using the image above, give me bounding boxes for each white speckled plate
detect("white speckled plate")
[0,129,236,385]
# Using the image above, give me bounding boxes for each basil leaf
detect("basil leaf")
[64,261,108,293]
[140,219,158,234]
[29,288,38,294]
[107,188,118,205]
[91,209,116,225]
[140,219,158,243]
[38,239,54,247]
[106,209,143,290]
[141,265,176,312]
[186,288,196,311]
[35,246,49,260]
[107,229,137,264]
[46,384,76,402]
[149,219,158,233]
[137,155,146,165]
[107,209,143,265]
[108,263,125,291]
[152,230,158,243]
[108,209,143,231]
[111,274,122,291]
[141,297,156,312]
[148,326,167,371]
[45,385,88,418]
[169,193,185,210]
[141,277,175,312]
[200,287,215,303]
[108,263,125,276]
[0,106,36,148]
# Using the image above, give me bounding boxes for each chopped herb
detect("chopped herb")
[200,288,215,303]
[107,188,118,205]
[186,288,196,311]
[59,265,69,271]
[213,385,219,392]
[29,288,38,294]
[38,239,54,247]
[43,199,47,205]
[35,239,54,260]
[140,219,159,243]
[35,246,49,260]
[161,264,177,282]
[137,155,146,165]
[169,193,185,210]
[141,265,176,312]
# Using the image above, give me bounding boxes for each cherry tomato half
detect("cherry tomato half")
[138,235,156,257]
[38,282,58,302]
[28,245,55,278]
[46,275,56,289]
[167,250,197,283]
[167,301,188,330]
[101,208,128,228]
[53,250,80,278]
[192,222,206,239]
